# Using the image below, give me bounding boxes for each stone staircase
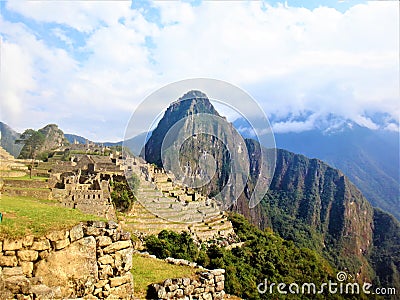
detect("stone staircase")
[122,161,235,242]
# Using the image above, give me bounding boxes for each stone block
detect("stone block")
[92,221,106,228]
[30,276,43,285]
[213,290,225,300]
[167,284,178,292]
[215,274,224,283]
[46,230,68,241]
[4,251,15,256]
[114,248,133,273]
[30,284,62,299]
[210,268,225,276]
[20,261,33,277]
[0,255,18,267]
[103,240,131,254]
[191,279,201,288]
[215,281,224,292]
[38,250,50,260]
[94,287,102,295]
[120,231,131,241]
[108,282,133,299]
[175,288,184,298]
[3,239,22,251]
[84,226,102,237]
[182,277,190,287]
[98,255,114,266]
[194,287,204,294]
[184,284,194,295]
[18,250,39,262]
[31,239,51,251]
[111,231,121,242]
[94,279,109,288]
[164,278,172,286]
[69,223,84,242]
[173,278,182,285]
[99,265,113,280]
[202,292,212,300]
[4,276,30,294]
[53,238,70,250]
[200,272,214,280]
[109,273,132,287]
[107,221,118,229]
[2,266,23,278]
[97,236,112,247]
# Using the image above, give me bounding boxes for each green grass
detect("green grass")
[2,175,48,181]
[131,254,197,299]
[0,195,105,239]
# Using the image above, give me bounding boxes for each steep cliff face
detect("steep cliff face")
[369,209,400,290]
[0,122,22,158]
[240,143,374,271]
[143,90,219,167]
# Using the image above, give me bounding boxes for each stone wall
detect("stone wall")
[0,221,134,299]
[150,269,225,300]
[2,179,50,189]
[52,188,116,220]
[134,252,226,300]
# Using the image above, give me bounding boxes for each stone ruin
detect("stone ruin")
[0,221,134,299]
[52,168,117,220]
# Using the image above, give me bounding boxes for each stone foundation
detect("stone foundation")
[0,221,134,299]
[150,269,225,300]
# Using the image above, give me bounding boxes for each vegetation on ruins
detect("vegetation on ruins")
[110,173,139,212]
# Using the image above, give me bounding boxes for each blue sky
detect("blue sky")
[0,0,398,141]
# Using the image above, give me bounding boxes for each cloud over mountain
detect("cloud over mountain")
[0,1,398,140]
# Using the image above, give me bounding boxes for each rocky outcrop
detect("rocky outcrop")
[150,269,225,300]
[143,90,219,167]
[0,221,134,299]
[18,124,69,159]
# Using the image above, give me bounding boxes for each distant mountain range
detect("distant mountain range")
[234,117,400,221]
[0,122,22,157]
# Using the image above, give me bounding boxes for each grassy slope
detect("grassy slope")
[131,254,197,299]
[2,175,49,181]
[0,194,104,239]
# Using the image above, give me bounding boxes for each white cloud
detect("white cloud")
[0,1,398,140]
[5,1,133,33]
[271,113,320,133]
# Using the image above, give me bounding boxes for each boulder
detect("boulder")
[34,236,97,298]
